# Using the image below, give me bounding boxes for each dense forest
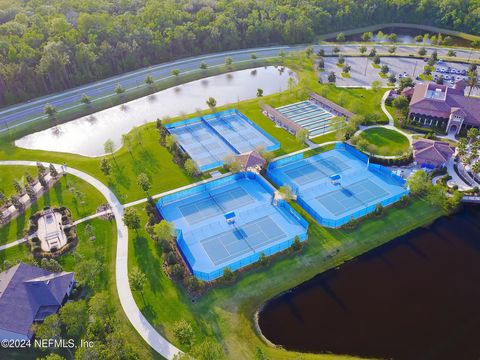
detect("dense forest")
[1,0,480,106]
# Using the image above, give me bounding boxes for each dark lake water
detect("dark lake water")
[258,205,480,360]
[327,26,472,47]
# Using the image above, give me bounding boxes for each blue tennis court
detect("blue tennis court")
[267,143,409,227]
[276,100,344,138]
[157,172,308,281]
[166,109,280,171]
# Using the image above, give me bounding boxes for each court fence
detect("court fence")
[157,171,309,281]
[266,142,409,228]
[165,109,280,172]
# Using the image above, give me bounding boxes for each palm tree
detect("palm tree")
[466,71,479,97]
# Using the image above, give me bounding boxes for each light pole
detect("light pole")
[412,60,418,78]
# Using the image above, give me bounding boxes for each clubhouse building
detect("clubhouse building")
[403,80,480,135]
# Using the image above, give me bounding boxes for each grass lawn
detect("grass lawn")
[0,170,106,245]
[127,196,444,359]
[0,165,37,196]
[357,127,411,156]
[310,131,340,144]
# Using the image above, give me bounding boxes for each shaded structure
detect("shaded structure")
[235,151,266,172]
[0,263,74,340]
[412,139,455,168]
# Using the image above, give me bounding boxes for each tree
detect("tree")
[171,69,180,77]
[37,162,47,176]
[373,55,381,65]
[59,300,88,338]
[371,80,382,91]
[447,50,456,57]
[0,191,5,206]
[291,235,302,251]
[466,71,479,97]
[123,208,141,232]
[129,267,147,302]
[144,75,154,86]
[104,139,116,162]
[388,73,397,84]
[295,129,309,143]
[44,103,57,117]
[13,180,22,194]
[418,47,427,56]
[114,83,125,95]
[343,64,351,74]
[223,267,234,281]
[388,46,396,54]
[332,46,340,54]
[337,55,345,65]
[122,134,132,154]
[407,170,430,196]
[49,163,58,178]
[137,173,151,195]
[388,33,397,42]
[74,259,103,289]
[359,46,367,54]
[368,48,377,57]
[327,71,336,84]
[206,97,217,110]
[472,161,480,174]
[336,32,345,42]
[256,88,263,97]
[467,127,479,142]
[398,77,414,91]
[393,95,410,118]
[317,49,325,57]
[173,320,194,347]
[80,93,91,105]
[100,158,111,176]
[251,53,257,60]
[154,220,175,242]
[184,159,199,176]
[225,56,233,67]
[38,354,65,360]
[34,314,61,342]
[200,62,208,70]
[361,32,372,41]
[278,50,286,58]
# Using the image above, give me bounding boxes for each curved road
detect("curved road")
[0,161,181,360]
[1,43,479,132]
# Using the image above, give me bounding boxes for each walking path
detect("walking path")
[0,237,28,251]
[0,161,181,359]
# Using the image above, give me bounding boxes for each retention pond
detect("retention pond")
[259,204,480,360]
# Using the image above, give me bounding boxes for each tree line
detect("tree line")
[1,0,480,106]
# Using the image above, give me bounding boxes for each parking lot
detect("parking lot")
[319,57,479,96]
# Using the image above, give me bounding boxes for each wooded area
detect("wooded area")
[1,0,479,106]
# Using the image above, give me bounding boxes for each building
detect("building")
[404,80,480,135]
[0,263,75,340]
[235,151,266,172]
[412,139,455,168]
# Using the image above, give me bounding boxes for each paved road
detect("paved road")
[1,43,479,133]
[0,161,182,359]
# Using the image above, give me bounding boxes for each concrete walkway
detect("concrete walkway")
[446,158,473,191]
[380,90,395,127]
[0,237,28,251]
[0,161,181,359]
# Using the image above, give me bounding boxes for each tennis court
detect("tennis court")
[267,143,409,227]
[276,100,344,138]
[166,109,280,171]
[157,172,308,281]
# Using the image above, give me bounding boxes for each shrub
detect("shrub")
[223,267,234,281]
[343,217,360,230]
[374,203,384,216]
[259,252,268,266]
[166,251,177,265]
[173,320,195,347]
[291,235,302,251]
[171,264,184,279]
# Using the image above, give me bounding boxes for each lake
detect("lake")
[258,204,480,360]
[15,66,295,157]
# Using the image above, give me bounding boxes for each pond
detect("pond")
[258,204,480,360]
[327,26,472,47]
[15,66,295,157]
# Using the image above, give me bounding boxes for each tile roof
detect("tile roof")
[0,263,74,338]
[412,139,455,166]
[408,82,480,127]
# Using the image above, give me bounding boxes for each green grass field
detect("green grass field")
[357,127,410,156]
